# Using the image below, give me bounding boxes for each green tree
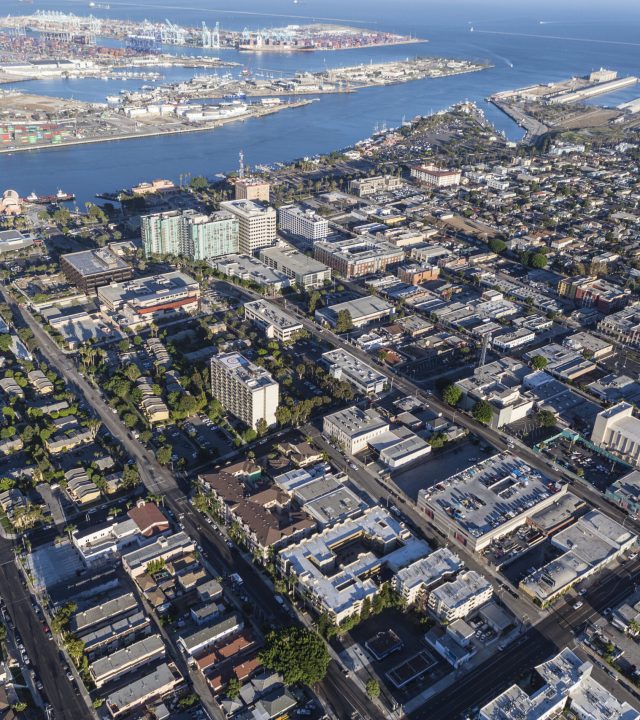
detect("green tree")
[225,677,241,699]
[530,355,548,371]
[529,252,548,269]
[156,446,172,465]
[124,363,141,382]
[260,627,330,686]
[472,400,493,425]
[256,418,268,437]
[308,291,322,315]
[442,384,462,407]
[0,334,11,353]
[123,413,137,429]
[334,309,353,333]
[488,238,507,254]
[366,679,381,699]
[537,409,556,428]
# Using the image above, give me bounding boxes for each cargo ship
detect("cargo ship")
[23,190,76,204]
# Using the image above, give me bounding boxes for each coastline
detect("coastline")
[236,38,427,53]
[0,100,313,155]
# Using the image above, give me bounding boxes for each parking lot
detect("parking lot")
[501,539,565,586]
[182,415,232,458]
[348,608,450,704]
[392,437,493,501]
[539,433,629,491]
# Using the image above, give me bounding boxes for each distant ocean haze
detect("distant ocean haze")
[1,0,640,201]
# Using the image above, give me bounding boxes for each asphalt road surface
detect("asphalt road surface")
[0,539,92,720]
[1,287,384,720]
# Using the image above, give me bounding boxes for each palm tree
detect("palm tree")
[64,523,77,540]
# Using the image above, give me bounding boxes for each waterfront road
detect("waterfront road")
[0,539,92,720]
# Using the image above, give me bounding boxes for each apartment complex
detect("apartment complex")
[557,275,629,313]
[97,272,200,329]
[210,352,279,429]
[219,200,277,255]
[348,174,403,197]
[428,571,493,622]
[410,164,461,187]
[141,209,239,260]
[60,247,133,294]
[313,238,404,278]
[598,302,640,348]
[592,402,640,466]
[234,177,270,202]
[392,548,463,605]
[259,244,331,288]
[279,507,426,624]
[278,204,329,241]
[244,299,303,342]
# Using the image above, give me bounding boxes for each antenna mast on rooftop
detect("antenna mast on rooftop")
[238,149,245,179]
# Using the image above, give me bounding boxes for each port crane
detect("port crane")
[201,21,220,49]
[161,19,186,46]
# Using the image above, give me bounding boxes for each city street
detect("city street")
[0,286,384,720]
[0,539,92,720]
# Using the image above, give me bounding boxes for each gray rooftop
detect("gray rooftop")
[62,247,131,277]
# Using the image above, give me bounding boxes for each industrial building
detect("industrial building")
[313,238,404,278]
[418,453,565,552]
[259,244,331,288]
[244,299,303,342]
[520,510,636,605]
[210,352,279,429]
[60,247,133,294]
[315,295,395,329]
[219,199,277,255]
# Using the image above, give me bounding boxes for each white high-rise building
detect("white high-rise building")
[219,200,276,255]
[278,205,329,241]
[210,352,279,429]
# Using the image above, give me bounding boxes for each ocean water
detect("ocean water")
[1,0,640,202]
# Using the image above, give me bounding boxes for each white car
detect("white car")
[573,600,583,610]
